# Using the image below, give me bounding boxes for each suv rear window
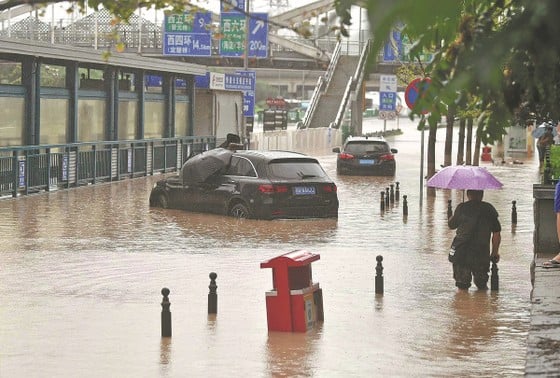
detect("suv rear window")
[268,159,327,180]
[345,141,389,154]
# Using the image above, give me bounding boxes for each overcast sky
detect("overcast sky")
[2,0,321,25]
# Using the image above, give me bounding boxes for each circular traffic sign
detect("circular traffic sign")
[405,77,431,114]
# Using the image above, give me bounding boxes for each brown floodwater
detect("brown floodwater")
[1,119,537,377]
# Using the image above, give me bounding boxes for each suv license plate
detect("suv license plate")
[359,159,375,165]
[293,186,316,195]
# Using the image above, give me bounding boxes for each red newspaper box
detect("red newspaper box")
[260,250,324,332]
[481,146,492,161]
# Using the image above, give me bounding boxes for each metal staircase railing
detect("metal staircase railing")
[300,40,342,129]
[333,39,371,129]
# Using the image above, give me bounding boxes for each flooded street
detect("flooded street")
[1,119,537,377]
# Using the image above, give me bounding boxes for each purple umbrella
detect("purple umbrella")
[426,165,503,190]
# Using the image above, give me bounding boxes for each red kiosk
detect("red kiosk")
[260,250,324,332]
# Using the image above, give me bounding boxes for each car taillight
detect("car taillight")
[380,153,395,161]
[339,152,354,160]
[322,184,337,193]
[259,184,289,193]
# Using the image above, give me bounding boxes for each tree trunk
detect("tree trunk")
[456,118,466,165]
[466,118,473,165]
[474,129,481,166]
[444,106,455,167]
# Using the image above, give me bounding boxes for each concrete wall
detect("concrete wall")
[249,127,342,156]
[533,184,560,255]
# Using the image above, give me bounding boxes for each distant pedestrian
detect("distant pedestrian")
[526,121,534,155]
[448,190,501,290]
[537,126,554,167]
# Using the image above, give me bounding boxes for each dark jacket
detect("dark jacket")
[448,200,501,257]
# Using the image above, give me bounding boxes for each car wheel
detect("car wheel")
[156,193,169,209]
[230,203,250,219]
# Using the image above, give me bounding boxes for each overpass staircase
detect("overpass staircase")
[302,40,370,133]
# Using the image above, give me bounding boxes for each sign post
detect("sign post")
[405,77,431,209]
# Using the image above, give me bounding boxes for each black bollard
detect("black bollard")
[491,258,499,291]
[403,195,408,216]
[380,191,385,212]
[208,272,218,314]
[390,184,395,204]
[385,187,390,207]
[395,182,400,201]
[511,200,517,225]
[447,200,453,219]
[375,255,384,294]
[161,287,172,337]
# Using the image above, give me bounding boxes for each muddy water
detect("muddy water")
[1,119,536,377]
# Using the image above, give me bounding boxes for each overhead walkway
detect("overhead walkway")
[0,4,37,22]
[268,0,336,62]
[302,40,369,134]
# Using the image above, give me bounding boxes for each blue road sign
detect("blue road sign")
[383,30,402,62]
[249,13,268,58]
[220,12,268,58]
[228,71,255,116]
[163,12,212,57]
[379,91,396,111]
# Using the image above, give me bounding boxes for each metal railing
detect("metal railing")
[333,39,371,129]
[301,40,342,129]
[0,136,215,198]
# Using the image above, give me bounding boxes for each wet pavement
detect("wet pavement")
[0,118,539,377]
[526,255,560,375]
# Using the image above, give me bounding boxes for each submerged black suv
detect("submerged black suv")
[333,136,398,176]
[149,149,338,220]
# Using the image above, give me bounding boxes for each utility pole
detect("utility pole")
[244,0,250,72]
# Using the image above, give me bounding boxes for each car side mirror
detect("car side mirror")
[332,147,340,153]
[391,148,398,153]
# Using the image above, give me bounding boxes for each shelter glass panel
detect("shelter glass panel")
[0,97,24,146]
[175,78,188,95]
[78,98,105,142]
[0,60,22,85]
[119,72,135,92]
[144,100,165,138]
[118,100,138,140]
[79,67,105,90]
[40,98,68,144]
[175,100,190,137]
[41,64,66,88]
[145,74,163,94]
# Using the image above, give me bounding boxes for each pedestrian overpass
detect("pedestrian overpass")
[1,0,385,133]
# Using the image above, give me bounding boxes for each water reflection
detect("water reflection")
[266,325,322,377]
[150,209,339,247]
[159,337,172,372]
[444,291,499,357]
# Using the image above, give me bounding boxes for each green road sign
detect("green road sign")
[220,13,246,56]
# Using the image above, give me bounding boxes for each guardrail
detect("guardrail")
[0,136,215,198]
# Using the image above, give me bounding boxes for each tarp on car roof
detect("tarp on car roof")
[180,148,233,185]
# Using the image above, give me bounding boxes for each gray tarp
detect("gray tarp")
[180,148,234,185]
